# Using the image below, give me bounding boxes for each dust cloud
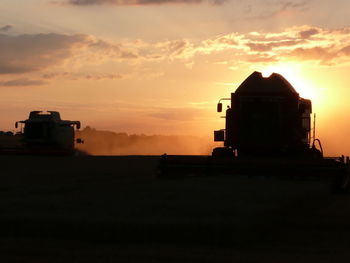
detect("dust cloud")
[75,127,216,155]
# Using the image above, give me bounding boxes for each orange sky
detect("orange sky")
[1,0,350,155]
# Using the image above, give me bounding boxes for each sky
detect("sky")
[1,0,350,155]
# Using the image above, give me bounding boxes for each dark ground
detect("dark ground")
[1,155,350,262]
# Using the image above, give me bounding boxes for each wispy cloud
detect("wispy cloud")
[241,0,310,20]
[287,47,334,62]
[42,72,124,80]
[2,25,350,86]
[65,0,228,6]
[298,28,319,39]
[0,78,47,87]
[0,25,13,32]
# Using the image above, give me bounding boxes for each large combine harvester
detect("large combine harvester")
[0,111,82,155]
[158,72,350,191]
[213,71,318,158]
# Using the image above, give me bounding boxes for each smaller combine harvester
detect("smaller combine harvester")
[158,71,350,192]
[0,111,82,155]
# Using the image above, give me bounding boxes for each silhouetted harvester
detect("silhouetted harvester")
[159,72,350,192]
[0,111,82,155]
[213,71,318,158]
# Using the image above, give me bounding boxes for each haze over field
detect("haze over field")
[1,0,350,155]
[75,127,215,155]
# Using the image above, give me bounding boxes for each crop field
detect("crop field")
[1,155,350,262]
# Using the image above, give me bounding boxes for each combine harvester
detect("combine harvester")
[0,111,82,156]
[158,72,350,192]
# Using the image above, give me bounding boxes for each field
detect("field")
[1,155,350,262]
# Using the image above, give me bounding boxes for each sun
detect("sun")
[259,63,316,101]
[259,63,328,113]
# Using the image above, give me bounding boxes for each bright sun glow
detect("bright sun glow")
[260,63,316,100]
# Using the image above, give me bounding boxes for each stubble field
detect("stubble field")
[0,155,350,262]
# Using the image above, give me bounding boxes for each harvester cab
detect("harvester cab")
[15,111,81,154]
[213,71,320,159]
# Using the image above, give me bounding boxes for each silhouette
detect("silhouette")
[159,72,349,193]
[2,73,350,263]
[214,71,317,158]
[1,111,82,155]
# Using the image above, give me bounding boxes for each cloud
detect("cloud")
[0,25,13,32]
[167,40,189,56]
[0,33,140,75]
[66,0,228,5]
[197,27,330,63]
[0,78,47,87]
[87,39,139,59]
[298,28,319,39]
[339,45,350,56]
[152,39,195,59]
[288,47,333,61]
[246,43,273,52]
[279,0,309,11]
[246,40,304,52]
[2,25,350,85]
[237,26,350,65]
[0,33,88,74]
[242,0,310,20]
[42,72,124,80]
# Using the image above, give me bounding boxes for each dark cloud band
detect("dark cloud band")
[0,78,47,87]
[0,33,87,74]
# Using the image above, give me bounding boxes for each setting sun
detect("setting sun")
[260,64,317,101]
